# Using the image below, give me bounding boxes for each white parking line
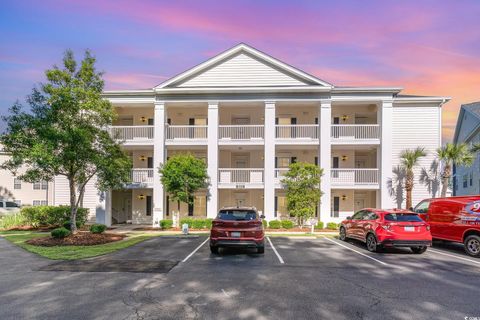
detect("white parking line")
[182,237,209,263]
[322,236,389,266]
[428,248,480,266]
[267,237,285,264]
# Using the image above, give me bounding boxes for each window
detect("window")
[166,196,170,216]
[146,196,152,216]
[33,181,48,190]
[463,175,468,188]
[14,200,21,206]
[351,210,366,220]
[6,201,20,208]
[414,200,430,214]
[470,172,473,186]
[384,213,423,222]
[332,196,340,218]
[14,178,21,189]
[32,200,47,206]
[0,202,3,207]
[363,211,378,220]
[217,209,256,221]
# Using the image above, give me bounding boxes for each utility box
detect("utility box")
[182,223,189,235]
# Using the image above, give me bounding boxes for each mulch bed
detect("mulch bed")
[132,227,337,232]
[26,232,126,247]
[7,226,56,232]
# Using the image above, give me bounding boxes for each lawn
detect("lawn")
[0,231,163,260]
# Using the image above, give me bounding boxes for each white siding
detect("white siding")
[455,131,480,195]
[177,53,308,87]
[392,106,442,208]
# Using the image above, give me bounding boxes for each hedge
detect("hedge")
[160,219,173,229]
[326,222,338,230]
[314,221,324,230]
[21,206,88,228]
[90,224,107,234]
[179,218,213,229]
[262,219,267,228]
[51,227,71,239]
[281,220,295,229]
[268,220,282,229]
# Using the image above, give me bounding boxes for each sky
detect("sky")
[1,0,480,141]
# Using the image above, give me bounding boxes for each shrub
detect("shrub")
[180,218,213,229]
[268,220,281,229]
[0,212,28,229]
[281,220,294,229]
[21,206,88,227]
[63,221,83,230]
[326,222,338,230]
[262,219,267,228]
[314,221,324,230]
[90,224,107,234]
[51,227,71,239]
[160,219,173,229]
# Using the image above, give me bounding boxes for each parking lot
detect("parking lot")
[1,235,480,320]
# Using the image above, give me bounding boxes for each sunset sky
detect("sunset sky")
[1,0,480,141]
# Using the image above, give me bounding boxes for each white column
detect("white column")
[104,191,112,227]
[153,101,165,227]
[264,101,276,221]
[319,100,331,223]
[379,100,394,209]
[207,102,219,218]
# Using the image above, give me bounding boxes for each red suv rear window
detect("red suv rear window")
[218,210,257,221]
[384,213,423,222]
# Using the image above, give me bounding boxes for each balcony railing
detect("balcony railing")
[166,125,207,140]
[275,125,319,139]
[129,169,154,187]
[219,125,264,140]
[331,168,379,187]
[218,168,264,184]
[274,168,289,184]
[331,125,380,141]
[109,126,154,141]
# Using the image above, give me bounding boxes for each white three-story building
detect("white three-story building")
[53,43,449,226]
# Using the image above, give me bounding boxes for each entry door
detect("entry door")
[277,117,293,138]
[234,193,247,207]
[123,197,132,221]
[354,198,365,212]
[332,196,340,218]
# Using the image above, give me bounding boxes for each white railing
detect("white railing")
[166,125,207,140]
[109,126,154,141]
[331,169,379,186]
[218,168,264,184]
[130,169,154,185]
[219,125,264,140]
[275,125,319,139]
[331,125,380,140]
[274,168,289,182]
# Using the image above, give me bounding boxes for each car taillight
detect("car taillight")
[426,225,430,231]
[212,221,222,228]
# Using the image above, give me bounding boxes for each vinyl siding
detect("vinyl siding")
[392,106,442,207]
[177,53,308,87]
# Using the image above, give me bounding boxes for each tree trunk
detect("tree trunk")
[405,171,414,210]
[68,177,78,234]
[441,164,451,198]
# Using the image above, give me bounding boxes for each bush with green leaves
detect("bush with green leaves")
[90,224,107,234]
[63,221,83,231]
[262,219,267,228]
[281,220,295,229]
[21,206,88,228]
[0,212,28,229]
[51,227,71,239]
[160,219,173,229]
[314,221,324,230]
[268,220,282,229]
[180,218,213,229]
[326,222,338,230]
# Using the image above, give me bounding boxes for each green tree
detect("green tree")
[400,147,427,209]
[281,162,323,226]
[1,50,132,233]
[159,154,209,214]
[472,143,480,153]
[437,143,474,197]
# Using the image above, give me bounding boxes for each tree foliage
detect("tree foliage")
[0,50,132,232]
[400,147,427,209]
[437,143,474,197]
[159,154,209,211]
[281,162,323,225]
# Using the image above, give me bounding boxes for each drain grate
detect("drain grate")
[38,259,179,273]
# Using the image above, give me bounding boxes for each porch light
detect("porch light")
[140,116,146,123]
[341,115,348,122]
[138,194,146,200]
[341,155,348,161]
[341,195,347,201]
[139,155,146,161]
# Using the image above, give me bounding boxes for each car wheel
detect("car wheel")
[210,245,219,254]
[464,235,480,257]
[339,227,347,241]
[411,246,427,254]
[257,246,265,254]
[366,233,379,253]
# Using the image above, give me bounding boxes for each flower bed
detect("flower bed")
[26,232,125,246]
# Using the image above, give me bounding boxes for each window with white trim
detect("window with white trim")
[14,178,21,189]
[33,181,48,190]
[32,200,48,206]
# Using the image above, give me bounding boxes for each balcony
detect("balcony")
[331,125,380,144]
[219,125,264,144]
[274,168,289,187]
[275,125,319,144]
[109,126,154,145]
[166,125,207,145]
[331,168,379,189]
[218,168,264,188]
[126,169,154,188]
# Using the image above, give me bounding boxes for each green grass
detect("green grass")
[0,231,163,260]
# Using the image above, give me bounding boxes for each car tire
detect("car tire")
[257,246,265,254]
[210,245,219,254]
[339,227,347,241]
[366,233,380,253]
[411,246,427,254]
[464,235,480,257]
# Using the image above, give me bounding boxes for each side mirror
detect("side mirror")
[346,216,352,220]
[260,215,265,219]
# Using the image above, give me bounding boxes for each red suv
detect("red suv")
[339,209,432,253]
[210,207,265,254]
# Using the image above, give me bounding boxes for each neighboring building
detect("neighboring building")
[51,43,448,226]
[0,148,54,206]
[453,102,480,196]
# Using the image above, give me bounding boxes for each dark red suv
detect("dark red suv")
[339,208,432,253]
[210,207,265,254]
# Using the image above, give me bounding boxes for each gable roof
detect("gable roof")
[155,43,333,89]
[453,102,480,143]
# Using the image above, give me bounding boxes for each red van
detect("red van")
[413,196,480,257]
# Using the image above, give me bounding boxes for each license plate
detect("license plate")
[231,232,241,238]
[404,226,415,232]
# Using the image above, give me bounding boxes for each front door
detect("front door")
[124,197,132,221]
[354,198,365,212]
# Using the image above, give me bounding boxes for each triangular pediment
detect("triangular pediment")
[156,44,332,89]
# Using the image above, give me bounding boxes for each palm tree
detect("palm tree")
[400,147,427,209]
[437,143,474,197]
[472,143,480,153]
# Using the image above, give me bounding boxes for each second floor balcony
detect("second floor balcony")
[166,125,207,145]
[331,168,379,189]
[275,125,319,144]
[125,168,154,188]
[218,168,264,188]
[331,125,380,144]
[109,126,154,145]
[219,125,264,144]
